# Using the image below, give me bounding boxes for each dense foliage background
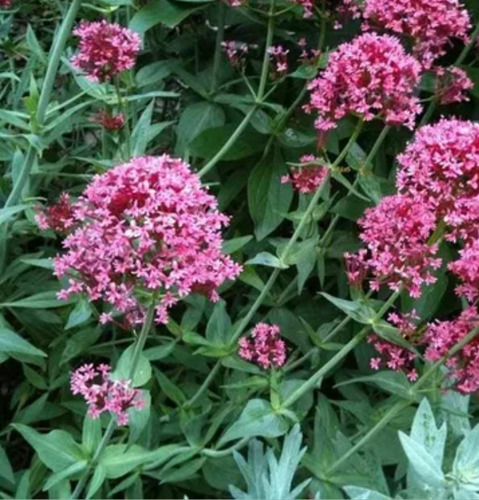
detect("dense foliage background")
[2,0,479,498]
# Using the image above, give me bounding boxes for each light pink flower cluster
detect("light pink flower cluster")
[238,323,287,369]
[306,33,422,132]
[38,155,242,327]
[396,119,479,246]
[223,0,242,6]
[423,307,479,394]
[267,45,289,78]
[434,67,473,105]
[449,240,479,302]
[71,364,143,425]
[222,41,250,68]
[357,194,442,298]
[281,155,328,194]
[298,38,321,66]
[363,0,471,68]
[91,110,125,131]
[72,20,141,82]
[369,311,419,381]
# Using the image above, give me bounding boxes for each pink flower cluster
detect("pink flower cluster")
[423,308,479,394]
[434,67,473,105]
[91,110,125,131]
[267,45,289,78]
[0,0,11,7]
[369,311,419,381]
[281,155,328,194]
[38,155,242,327]
[290,0,360,23]
[298,38,321,66]
[36,193,75,233]
[222,41,250,68]
[238,323,287,370]
[71,364,143,425]
[72,20,141,82]
[363,0,471,68]
[306,33,422,132]
[357,194,441,298]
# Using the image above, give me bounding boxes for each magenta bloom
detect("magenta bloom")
[290,0,360,23]
[281,154,328,194]
[40,155,242,327]
[449,239,479,302]
[396,119,479,243]
[267,45,289,78]
[423,307,479,394]
[222,41,250,68]
[238,323,287,370]
[306,33,422,132]
[363,0,471,68]
[71,364,143,425]
[356,194,442,298]
[72,20,141,82]
[35,193,75,233]
[0,0,11,7]
[91,110,125,131]
[368,311,419,381]
[434,66,473,105]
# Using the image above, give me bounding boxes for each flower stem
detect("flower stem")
[257,0,276,100]
[70,305,156,499]
[210,1,226,94]
[114,77,131,160]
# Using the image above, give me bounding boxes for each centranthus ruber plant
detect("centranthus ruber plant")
[3,0,479,499]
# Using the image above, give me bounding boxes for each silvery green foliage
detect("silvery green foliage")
[229,424,312,500]
[345,397,479,500]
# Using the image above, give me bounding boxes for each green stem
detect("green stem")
[70,419,116,500]
[257,0,276,100]
[198,106,257,177]
[70,305,156,499]
[115,77,131,160]
[210,1,226,94]
[326,325,479,475]
[202,436,250,458]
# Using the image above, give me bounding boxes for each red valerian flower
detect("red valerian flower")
[281,154,328,194]
[72,20,141,82]
[71,363,143,425]
[434,66,473,105]
[306,33,422,132]
[238,323,287,369]
[91,110,125,131]
[363,0,471,68]
[38,155,242,327]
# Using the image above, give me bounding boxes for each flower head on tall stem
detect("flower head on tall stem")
[281,154,328,194]
[363,0,471,68]
[306,33,422,132]
[72,20,141,82]
[39,155,242,327]
[71,363,144,425]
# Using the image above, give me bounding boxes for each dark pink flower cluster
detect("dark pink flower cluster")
[281,154,328,194]
[91,110,125,131]
[238,323,287,370]
[306,33,422,132]
[363,0,471,68]
[397,119,479,246]
[71,364,143,425]
[357,194,442,298]
[0,0,11,7]
[72,20,141,82]
[222,41,250,68]
[434,67,473,105]
[369,311,419,381]
[267,45,289,78]
[290,0,360,23]
[423,307,479,394]
[35,193,75,233]
[449,240,479,302]
[39,155,242,327]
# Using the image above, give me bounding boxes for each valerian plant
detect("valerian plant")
[2,0,479,498]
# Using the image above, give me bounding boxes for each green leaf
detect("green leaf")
[155,370,186,405]
[206,300,232,346]
[86,464,106,499]
[398,431,444,488]
[222,236,253,254]
[0,204,30,224]
[65,299,93,330]
[136,60,174,87]
[0,328,46,357]
[176,101,225,156]
[245,252,288,269]
[129,0,209,32]
[372,320,417,352]
[12,424,85,472]
[190,125,264,160]
[343,486,392,500]
[114,344,152,387]
[219,399,289,445]
[248,152,293,241]
[321,293,376,324]
[131,100,154,156]
[0,444,14,484]
[1,290,75,308]
[335,372,413,399]
[82,417,102,456]
[43,460,88,491]
[453,425,479,484]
